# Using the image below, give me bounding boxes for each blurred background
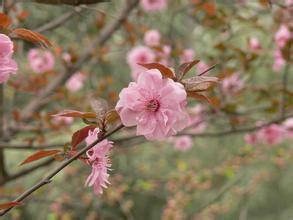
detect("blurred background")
[0,0,292,219]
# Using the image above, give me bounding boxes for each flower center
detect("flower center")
[146,99,160,112]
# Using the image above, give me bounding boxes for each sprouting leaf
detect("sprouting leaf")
[138,62,176,80]
[0,13,12,29]
[105,109,120,125]
[177,60,200,80]
[71,125,96,151]
[182,76,219,92]
[20,150,61,165]
[52,110,97,119]
[0,202,22,210]
[12,28,52,47]
[90,98,109,119]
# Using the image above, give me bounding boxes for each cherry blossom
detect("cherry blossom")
[65,72,86,92]
[85,128,113,194]
[258,124,285,145]
[28,48,55,74]
[173,135,193,151]
[272,49,286,73]
[127,46,155,80]
[221,73,244,94]
[0,34,18,84]
[249,37,261,52]
[180,48,195,63]
[140,0,168,12]
[116,69,189,140]
[144,29,161,47]
[282,118,293,138]
[274,25,291,49]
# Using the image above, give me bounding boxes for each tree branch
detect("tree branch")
[19,0,139,122]
[0,124,124,216]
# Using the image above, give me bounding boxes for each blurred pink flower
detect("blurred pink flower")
[85,128,113,195]
[127,46,155,80]
[0,34,18,84]
[274,25,291,49]
[52,116,73,125]
[249,37,261,51]
[180,48,195,63]
[140,0,167,12]
[272,49,286,73]
[244,133,259,145]
[65,72,86,92]
[173,135,193,151]
[282,118,293,138]
[286,0,293,6]
[116,69,189,140]
[62,52,72,63]
[195,61,209,74]
[28,48,55,73]
[258,124,285,145]
[221,73,244,94]
[144,29,161,47]
[156,45,172,66]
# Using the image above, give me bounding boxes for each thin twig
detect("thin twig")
[0,124,124,216]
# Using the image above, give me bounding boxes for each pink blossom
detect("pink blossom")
[156,45,172,66]
[173,135,193,151]
[282,118,293,138]
[249,37,261,51]
[0,34,18,84]
[140,0,167,12]
[195,61,209,74]
[274,25,291,49]
[144,29,161,47]
[221,73,244,94]
[62,52,72,63]
[258,124,285,145]
[244,133,259,145]
[28,48,55,73]
[286,0,293,6]
[52,116,73,125]
[180,48,195,63]
[85,128,113,195]
[65,72,86,92]
[127,46,155,80]
[272,49,286,73]
[116,69,189,140]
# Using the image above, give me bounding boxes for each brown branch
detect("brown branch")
[27,0,109,5]
[0,158,55,186]
[0,124,124,216]
[0,142,65,150]
[18,0,139,122]
[34,7,84,33]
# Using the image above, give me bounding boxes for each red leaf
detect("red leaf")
[138,62,176,79]
[71,125,96,151]
[0,13,12,29]
[187,92,219,107]
[52,110,97,119]
[0,202,22,210]
[178,60,200,79]
[12,28,52,47]
[20,150,61,165]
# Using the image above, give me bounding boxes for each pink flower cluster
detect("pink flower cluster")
[221,73,244,95]
[28,48,55,74]
[273,24,291,73]
[85,128,113,195]
[248,37,261,52]
[172,135,193,151]
[65,72,86,92]
[0,34,18,84]
[116,69,189,140]
[244,119,293,146]
[140,0,167,12]
[127,29,174,80]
